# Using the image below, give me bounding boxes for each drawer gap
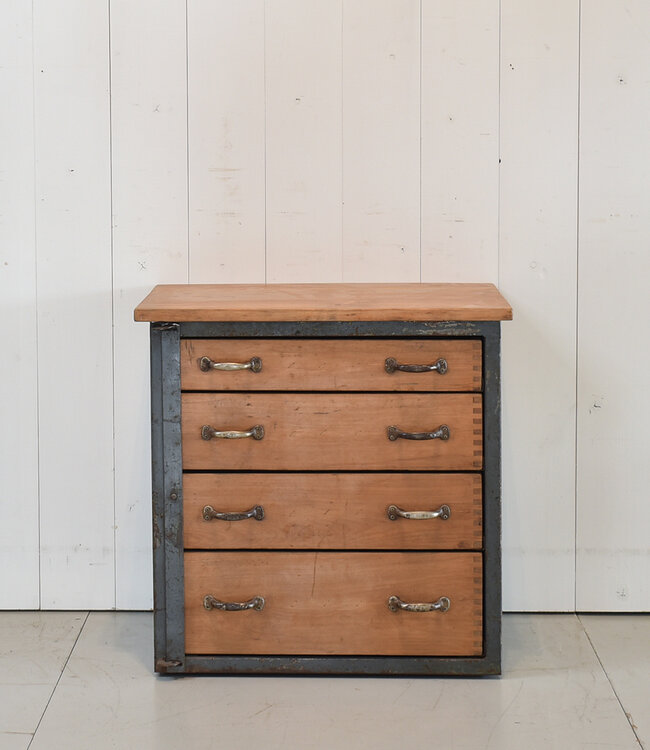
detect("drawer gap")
[181,469,485,474]
[179,389,485,395]
[183,548,485,553]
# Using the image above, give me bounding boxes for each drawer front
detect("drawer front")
[183,473,482,550]
[184,552,482,656]
[180,338,482,392]
[181,393,482,471]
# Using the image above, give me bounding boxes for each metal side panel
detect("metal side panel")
[482,322,502,674]
[150,325,166,669]
[152,323,184,673]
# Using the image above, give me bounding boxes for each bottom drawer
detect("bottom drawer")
[184,552,482,656]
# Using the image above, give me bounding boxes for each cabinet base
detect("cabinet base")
[156,653,501,676]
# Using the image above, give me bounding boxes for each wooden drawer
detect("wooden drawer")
[183,473,482,550]
[181,392,482,471]
[181,338,482,392]
[184,551,483,656]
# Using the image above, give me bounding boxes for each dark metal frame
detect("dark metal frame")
[150,320,502,676]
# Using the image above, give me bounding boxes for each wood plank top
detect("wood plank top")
[134,283,512,322]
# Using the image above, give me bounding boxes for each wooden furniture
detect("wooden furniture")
[135,283,512,676]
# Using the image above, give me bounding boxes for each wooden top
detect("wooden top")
[134,283,512,322]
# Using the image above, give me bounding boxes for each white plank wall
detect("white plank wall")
[342,0,420,282]
[188,0,265,283]
[500,0,580,611]
[421,0,499,283]
[265,0,342,282]
[110,0,189,609]
[2,1,648,612]
[0,1,40,608]
[33,0,115,608]
[577,0,650,611]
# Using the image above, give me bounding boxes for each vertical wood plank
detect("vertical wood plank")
[499,0,579,611]
[420,0,499,283]
[188,1,265,283]
[34,0,114,609]
[0,1,40,608]
[111,0,188,609]
[265,0,342,282]
[577,0,650,611]
[342,0,420,282]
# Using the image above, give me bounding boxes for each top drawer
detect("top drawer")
[181,339,482,392]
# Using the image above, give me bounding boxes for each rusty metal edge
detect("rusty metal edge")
[153,323,185,674]
[150,325,166,672]
[179,654,500,676]
[482,322,502,674]
[178,320,485,338]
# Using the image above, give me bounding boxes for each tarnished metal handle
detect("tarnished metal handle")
[388,595,451,613]
[387,425,450,441]
[204,595,265,612]
[385,357,448,375]
[199,356,262,373]
[201,424,265,441]
[387,504,451,521]
[203,505,265,522]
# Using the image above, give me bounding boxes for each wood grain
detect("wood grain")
[182,392,483,470]
[181,339,482,391]
[183,473,482,550]
[185,551,483,655]
[135,282,512,321]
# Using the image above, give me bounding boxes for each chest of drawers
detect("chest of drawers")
[135,283,512,676]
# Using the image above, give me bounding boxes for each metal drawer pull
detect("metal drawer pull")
[204,595,265,612]
[199,356,262,373]
[385,357,447,375]
[201,424,265,441]
[387,504,451,521]
[387,425,450,441]
[388,595,451,613]
[203,505,265,522]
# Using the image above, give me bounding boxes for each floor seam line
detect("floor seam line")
[578,615,644,749]
[26,611,91,749]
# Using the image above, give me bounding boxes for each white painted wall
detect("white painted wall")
[1,1,647,611]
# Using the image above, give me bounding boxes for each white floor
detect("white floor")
[0,613,647,750]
